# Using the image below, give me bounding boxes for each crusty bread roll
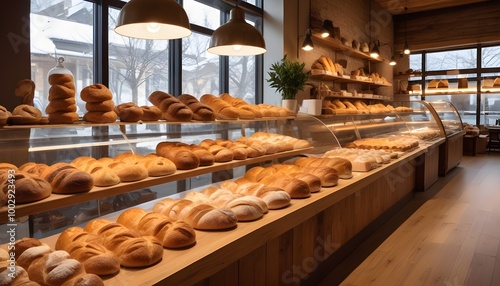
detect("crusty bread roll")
[294,157,353,179]
[0,264,39,285]
[55,226,121,276]
[84,218,163,268]
[219,180,291,209]
[155,141,200,170]
[114,102,143,122]
[42,163,94,194]
[117,208,196,249]
[148,91,193,122]
[140,105,162,121]
[107,161,149,182]
[0,170,51,204]
[178,94,216,121]
[73,159,121,187]
[0,105,11,125]
[13,237,45,258]
[153,198,238,230]
[17,245,104,286]
[138,153,177,177]
[10,104,44,125]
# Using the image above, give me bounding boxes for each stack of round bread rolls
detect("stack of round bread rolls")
[47,73,79,124]
[116,208,196,248]
[148,91,193,122]
[178,93,216,121]
[84,218,164,267]
[81,84,117,123]
[153,198,238,230]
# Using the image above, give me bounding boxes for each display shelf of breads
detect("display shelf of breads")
[309,56,391,87]
[400,127,443,141]
[310,32,382,62]
[0,145,430,286]
[0,133,314,223]
[345,136,420,152]
[321,99,413,115]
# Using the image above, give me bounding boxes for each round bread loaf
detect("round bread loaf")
[48,111,80,124]
[43,163,94,194]
[0,171,52,204]
[85,100,115,112]
[140,105,162,121]
[83,111,117,123]
[114,102,143,122]
[12,104,42,119]
[80,84,113,103]
[107,161,148,182]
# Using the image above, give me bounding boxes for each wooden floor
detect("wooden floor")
[319,152,500,286]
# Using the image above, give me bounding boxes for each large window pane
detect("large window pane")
[229,56,256,103]
[184,0,220,30]
[482,46,500,68]
[31,0,94,116]
[109,8,169,106]
[182,32,220,97]
[426,48,477,71]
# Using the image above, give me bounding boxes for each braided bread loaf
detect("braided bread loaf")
[178,94,215,121]
[55,227,120,276]
[148,91,193,122]
[117,208,196,248]
[84,218,163,267]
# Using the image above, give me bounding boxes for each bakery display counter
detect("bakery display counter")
[32,145,428,285]
[424,100,465,176]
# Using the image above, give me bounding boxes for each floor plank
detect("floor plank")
[318,153,500,286]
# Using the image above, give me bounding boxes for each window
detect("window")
[425,48,477,71]
[30,0,264,112]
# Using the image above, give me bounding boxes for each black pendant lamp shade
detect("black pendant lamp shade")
[115,0,192,40]
[208,6,266,56]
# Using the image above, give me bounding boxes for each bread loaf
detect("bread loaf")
[243,166,311,198]
[294,157,353,179]
[140,105,162,121]
[270,163,339,187]
[244,165,321,193]
[153,198,238,230]
[155,142,200,170]
[148,91,193,122]
[0,264,39,286]
[0,170,51,204]
[178,94,216,121]
[200,94,255,119]
[74,159,121,187]
[55,226,121,276]
[41,163,94,194]
[219,93,263,118]
[107,161,148,182]
[84,218,163,267]
[219,180,291,209]
[10,104,44,125]
[0,105,11,125]
[13,237,45,258]
[117,208,196,248]
[138,154,177,176]
[16,245,104,286]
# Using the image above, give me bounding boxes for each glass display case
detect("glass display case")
[0,116,339,240]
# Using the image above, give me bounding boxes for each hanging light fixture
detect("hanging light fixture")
[207,6,266,56]
[302,29,314,51]
[403,6,410,55]
[370,40,380,58]
[115,0,191,40]
[320,20,334,38]
[389,56,397,66]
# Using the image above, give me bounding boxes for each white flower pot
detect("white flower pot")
[281,99,297,114]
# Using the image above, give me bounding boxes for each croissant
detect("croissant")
[117,208,196,248]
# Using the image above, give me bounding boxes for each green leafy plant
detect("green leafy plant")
[267,55,309,100]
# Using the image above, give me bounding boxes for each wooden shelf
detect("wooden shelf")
[309,72,392,87]
[311,32,383,62]
[0,147,312,223]
[323,94,391,101]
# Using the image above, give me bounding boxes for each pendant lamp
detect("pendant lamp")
[302,29,314,51]
[370,41,380,58]
[115,0,191,40]
[403,6,410,55]
[208,6,266,56]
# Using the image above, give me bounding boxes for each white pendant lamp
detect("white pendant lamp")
[208,6,266,56]
[115,0,191,40]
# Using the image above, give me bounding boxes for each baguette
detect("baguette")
[178,94,215,121]
[153,198,238,230]
[84,218,163,267]
[117,208,196,249]
[148,91,193,122]
[55,226,121,276]
[294,157,353,179]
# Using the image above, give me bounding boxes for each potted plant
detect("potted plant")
[267,55,309,112]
